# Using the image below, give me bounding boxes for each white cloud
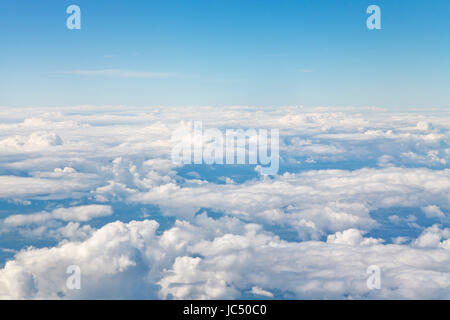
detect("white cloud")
[421,205,445,219]
[0,218,449,299]
[52,205,112,222]
[54,69,176,78]
[326,229,384,246]
[129,167,449,238]
[3,205,112,227]
[413,225,450,249]
[251,286,274,298]
[0,105,448,299]
[0,176,93,199]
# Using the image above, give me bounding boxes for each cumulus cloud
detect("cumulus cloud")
[421,205,445,219]
[0,132,63,152]
[326,229,384,246]
[129,167,450,239]
[0,218,449,300]
[413,225,450,249]
[0,105,448,299]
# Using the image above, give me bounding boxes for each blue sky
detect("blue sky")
[0,0,449,108]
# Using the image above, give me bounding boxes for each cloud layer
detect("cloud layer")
[0,105,448,299]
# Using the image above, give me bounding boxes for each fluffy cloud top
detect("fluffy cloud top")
[0,217,449,300]
[0,105,448,299]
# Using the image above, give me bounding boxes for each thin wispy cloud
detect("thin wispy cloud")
[54,69,177,78]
